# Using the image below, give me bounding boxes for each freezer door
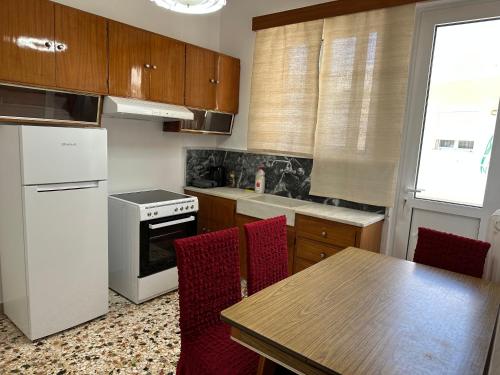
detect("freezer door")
[23,181,108,340]
[20,126,107,185]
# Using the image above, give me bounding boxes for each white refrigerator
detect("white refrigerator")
[0,125,108,340]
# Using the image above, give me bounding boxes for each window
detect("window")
[415,20,500,207]
[247,20,323,156]
[247,5,416,207]
[309,5,416,207]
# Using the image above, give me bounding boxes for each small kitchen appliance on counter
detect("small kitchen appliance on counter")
[108,190,198,304]
[209,165,226,187]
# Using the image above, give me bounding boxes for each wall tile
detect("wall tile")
[186,149,385,214]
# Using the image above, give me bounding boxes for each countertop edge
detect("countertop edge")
[294,207,385,228]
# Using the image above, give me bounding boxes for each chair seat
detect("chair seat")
[178,323,259,375]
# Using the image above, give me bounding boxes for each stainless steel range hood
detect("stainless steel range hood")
[102,96,194,122]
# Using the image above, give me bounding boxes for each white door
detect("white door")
[23,182,108,340]
[393,0,500,261]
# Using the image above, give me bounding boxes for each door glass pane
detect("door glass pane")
[415,19,500,207]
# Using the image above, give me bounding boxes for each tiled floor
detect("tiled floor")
[0,291,180,374]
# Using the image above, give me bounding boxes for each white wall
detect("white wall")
[105,118,217,193]
[217,0,331,150]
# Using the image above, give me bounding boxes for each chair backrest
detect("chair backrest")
[244,215,288,295]
[413,227,491,278]
[174,227,242,339]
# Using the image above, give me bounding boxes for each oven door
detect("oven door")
[139,213,197,278]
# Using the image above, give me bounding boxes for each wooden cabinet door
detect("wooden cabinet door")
[216,54,240,113]
[108,21,150,100]
[150,35,185,105]
[211,196,236,230]
[54,5,108,94]
[0,0,55,87]
[185,45,216,110]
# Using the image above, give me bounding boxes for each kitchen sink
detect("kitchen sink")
[236,194,310,226]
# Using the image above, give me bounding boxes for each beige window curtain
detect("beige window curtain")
[247,20,323,156]
[309,5,416,207]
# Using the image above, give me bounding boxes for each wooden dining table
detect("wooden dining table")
[221,247,500,375]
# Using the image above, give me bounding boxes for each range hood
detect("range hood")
[102,96,194,122]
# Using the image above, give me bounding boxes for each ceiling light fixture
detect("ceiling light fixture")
[150,0,226,14]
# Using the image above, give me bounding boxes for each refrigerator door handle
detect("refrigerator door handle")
[36,181,100,193]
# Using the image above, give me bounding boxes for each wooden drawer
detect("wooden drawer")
[296,214,358,248]
[295,238,343,264]
[293,257,315,274]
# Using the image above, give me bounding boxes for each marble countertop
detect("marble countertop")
[294,203,384,227]
[183,186,384,227]
[184,186,257,200]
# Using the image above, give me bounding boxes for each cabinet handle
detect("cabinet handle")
[216,80,220,84]
[209,78,216,84]
[44,41,52,48]
[152,65,157,70]
[320,252,326,259]
[144,64,151,69]
[56,44,64,51]
[321,231,327,237]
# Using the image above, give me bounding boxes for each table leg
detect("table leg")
[257,356,277,375]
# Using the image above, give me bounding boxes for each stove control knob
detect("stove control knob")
[185,205,189,210]
[174,208,178,212]
[154,211,158,216]
[147,212,152,217]
[180,207,184,211]
[191,205,194,209]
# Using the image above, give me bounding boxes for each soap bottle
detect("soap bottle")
[255,166,265,194]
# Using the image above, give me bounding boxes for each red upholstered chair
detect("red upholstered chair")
[245,215,289,296]
[174,227,258,375]
[413,227,491,278]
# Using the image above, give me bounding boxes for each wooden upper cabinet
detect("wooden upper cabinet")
[149,35,185,105]
[216,54,240,114]
[54,5,108,94]
[0,0,56,87]
[185,46,241,113]
[185,45,217,110]
[108,21,150,100]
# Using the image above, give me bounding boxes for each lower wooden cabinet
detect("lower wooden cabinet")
[184,189,236,234]
[294,214,383,273]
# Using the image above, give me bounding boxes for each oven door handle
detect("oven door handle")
[148,216,196,230]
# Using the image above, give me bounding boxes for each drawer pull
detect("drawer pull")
[321,231,327,237]
[320,252,326,259]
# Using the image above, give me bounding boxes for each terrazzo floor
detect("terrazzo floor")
[0,290,181,374]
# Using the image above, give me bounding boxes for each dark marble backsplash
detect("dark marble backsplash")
[185,149,385,214]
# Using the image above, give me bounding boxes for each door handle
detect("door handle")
[405,187,425,194]
[36,181,99,192]
[149,216,195,230]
